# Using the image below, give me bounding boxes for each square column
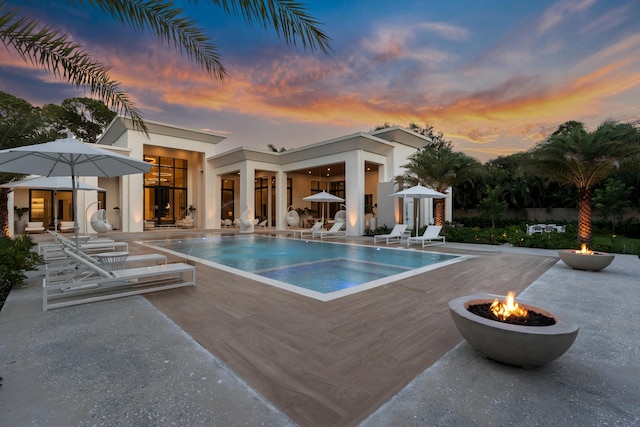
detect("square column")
[344,150,365,236]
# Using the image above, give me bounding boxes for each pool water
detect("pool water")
[145,235,464,301]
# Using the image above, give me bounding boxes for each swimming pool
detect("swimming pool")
[144,235,465,301]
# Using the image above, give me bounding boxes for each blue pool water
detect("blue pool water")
[145,235,462,300]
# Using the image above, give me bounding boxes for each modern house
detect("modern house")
[8,117,453,236]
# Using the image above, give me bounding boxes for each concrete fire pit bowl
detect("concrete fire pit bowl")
[558,250,615,271]
[449,293,579,368]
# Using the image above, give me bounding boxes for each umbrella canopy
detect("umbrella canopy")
[1,176,104,232]
[0,136,151,250]
[390,184,446,199]
[303,191,345,223]
[1,176,104,191]
[390,184,446,231]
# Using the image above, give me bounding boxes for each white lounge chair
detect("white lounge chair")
[223,219,233,227]
[40,231,127,259]
[45,248,167,279]
[373,224,408,244]
[258,219,268,227]
[43,248,195,311]
[296,221,324,238]
[313,222,346,239]
[407,225,445,247]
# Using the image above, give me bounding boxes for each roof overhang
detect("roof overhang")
[98,117,227,146]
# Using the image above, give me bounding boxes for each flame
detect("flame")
[576,244,593,255]
[490,291,528,320]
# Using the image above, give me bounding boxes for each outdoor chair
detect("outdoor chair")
[43,248,195,311]
[407,225,445,247]
[59,221,75,232]
[296,221,324,238]
[373,224,408,244]
[25,221,45,233]
[312,221,346,239]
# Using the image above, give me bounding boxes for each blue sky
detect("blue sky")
[2,0,639,161]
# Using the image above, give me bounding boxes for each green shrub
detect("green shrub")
[0,235,43,311]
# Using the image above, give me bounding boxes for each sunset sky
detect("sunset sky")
[2,0,640,162]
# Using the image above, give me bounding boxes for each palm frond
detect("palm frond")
[74,0,228,79]
[0,6,147,133]
[206,0,332,54]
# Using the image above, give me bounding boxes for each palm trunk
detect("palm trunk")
[577,187,592,245]
[434,199,445,226]
[1,188,10,238]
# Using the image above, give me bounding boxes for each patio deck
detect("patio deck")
[3,230,637,426]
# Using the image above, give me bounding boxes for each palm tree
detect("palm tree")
[0,0,331,132]
[531,120,640,245]
[402,145,483,226]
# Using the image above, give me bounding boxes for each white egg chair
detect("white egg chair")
[90,209,112,233]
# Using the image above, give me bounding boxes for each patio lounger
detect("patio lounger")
[373,224,408,244]
[45,251,167,279]
[296,221,324,238]
[312,222,346,239]
[43,248,195,311]
[407,225,445,247]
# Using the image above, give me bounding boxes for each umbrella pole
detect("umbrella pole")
[71,171,80,252]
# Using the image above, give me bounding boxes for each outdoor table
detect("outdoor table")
[93,251,129,271]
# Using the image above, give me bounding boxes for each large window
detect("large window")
[144,155,188,224]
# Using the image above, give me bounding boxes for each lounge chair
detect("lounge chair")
[40,231,127,259]
[223,219,233,227]
[373,224,408,244]
[45,248,167,279]
[25,221,45,233]
[258,219,268,227]
[407,225,445,247]
[296,221,323,238]
[43,248,195,311]
[312,222,346,239]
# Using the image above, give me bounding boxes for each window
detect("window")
[143,155,188,224]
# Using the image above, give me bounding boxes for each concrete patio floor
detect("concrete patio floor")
[0,239,638,426]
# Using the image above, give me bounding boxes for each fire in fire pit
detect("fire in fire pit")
[577,243,592,255]
[467,291,556,326]
[491,291,527,319]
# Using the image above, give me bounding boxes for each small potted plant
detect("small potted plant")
[13,207,30,234]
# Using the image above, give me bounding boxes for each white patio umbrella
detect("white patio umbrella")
[303,191,345,223]
[390,184,446,232]
[0,136,151,251]
[1,176,104,232]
